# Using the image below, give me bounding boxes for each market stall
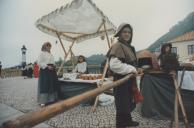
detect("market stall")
[140,70,194,123]
[35,0,116,108]
[58,74,113,105]
[58,73,102,98]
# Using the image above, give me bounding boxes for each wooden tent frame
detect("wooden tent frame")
[171,71,189,128]
[56,20,112,76]
[55,20,113,112]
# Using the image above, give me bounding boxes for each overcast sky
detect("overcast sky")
[0,0,194,68]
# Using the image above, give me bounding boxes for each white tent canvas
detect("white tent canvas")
[35,0,116,43]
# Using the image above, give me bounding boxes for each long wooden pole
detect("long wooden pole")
[172,68,186,128]
[179,68,186,89]
[3,74,135,128]
[172,73,189,128]
[174,93,179,128]
[103,21,111,49]
[57,41,76,75]
[56,32,67,55]
[70,48,75,68]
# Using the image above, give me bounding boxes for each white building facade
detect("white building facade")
[168,31,194,62]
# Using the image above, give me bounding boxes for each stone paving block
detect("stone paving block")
[0,103,51,128]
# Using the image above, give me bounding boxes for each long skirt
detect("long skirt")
[114,75,135,128]
[38,68,58,104]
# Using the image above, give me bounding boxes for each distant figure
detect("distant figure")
[0,61,2,78]
[37,42,58,107]
[72,55,87,74]
[33,62,39,78]
[27,63,33,78]
[158,43,179,71]
[21,65,27,79]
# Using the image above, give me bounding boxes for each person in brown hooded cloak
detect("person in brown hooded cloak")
[106,23,139,128]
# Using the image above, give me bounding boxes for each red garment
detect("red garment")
[132,78,144,104]
[33,64,39,78]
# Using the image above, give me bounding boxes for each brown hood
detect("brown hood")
[114,23,133,37]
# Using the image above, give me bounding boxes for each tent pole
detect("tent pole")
[56,32,67,55]
[57,41,76,75]
[171,67,186,127]
[172,72,189,128]
[91,58,109,112]
[110,37,114,45]
[174,93,179,128]
[91,22,112,112]
[179,67,186,89]
[70,48,75,68]
[103,21,111,49]
[170,90,179,128]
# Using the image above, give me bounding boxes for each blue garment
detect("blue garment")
[38,68,58,104]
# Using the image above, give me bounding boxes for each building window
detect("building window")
[171,47,177,54]
[188,45,194,55]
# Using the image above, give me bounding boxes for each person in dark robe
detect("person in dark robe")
[106,23,139,128]
[37,42,58,107]
[22,65,27,79]
[158,43,179,71]
[27,63,33,78]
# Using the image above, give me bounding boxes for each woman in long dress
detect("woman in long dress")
[37,42,58,106]
[106,23,139,128]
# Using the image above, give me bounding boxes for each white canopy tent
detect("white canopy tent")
[36,0,116,43]
[35,0,116,75]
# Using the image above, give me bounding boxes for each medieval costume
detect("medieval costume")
[158,43,179,71]
[27,63,33,78]
[107,23,139,128]
[72,55,87,74]
[21,65,27,79]
[33,62,39,78]
[37,42,58,106]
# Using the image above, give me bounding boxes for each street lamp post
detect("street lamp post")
[21,45,27,67]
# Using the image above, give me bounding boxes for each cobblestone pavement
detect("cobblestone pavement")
[0,77,193,128]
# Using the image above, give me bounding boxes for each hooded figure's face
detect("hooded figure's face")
[165,46,170,53]
[46,44,51,52]
[120,27,132,42]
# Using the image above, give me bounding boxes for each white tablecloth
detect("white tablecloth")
[59,78,101,84]
[178,71,194,91]
[58,78,113,84]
